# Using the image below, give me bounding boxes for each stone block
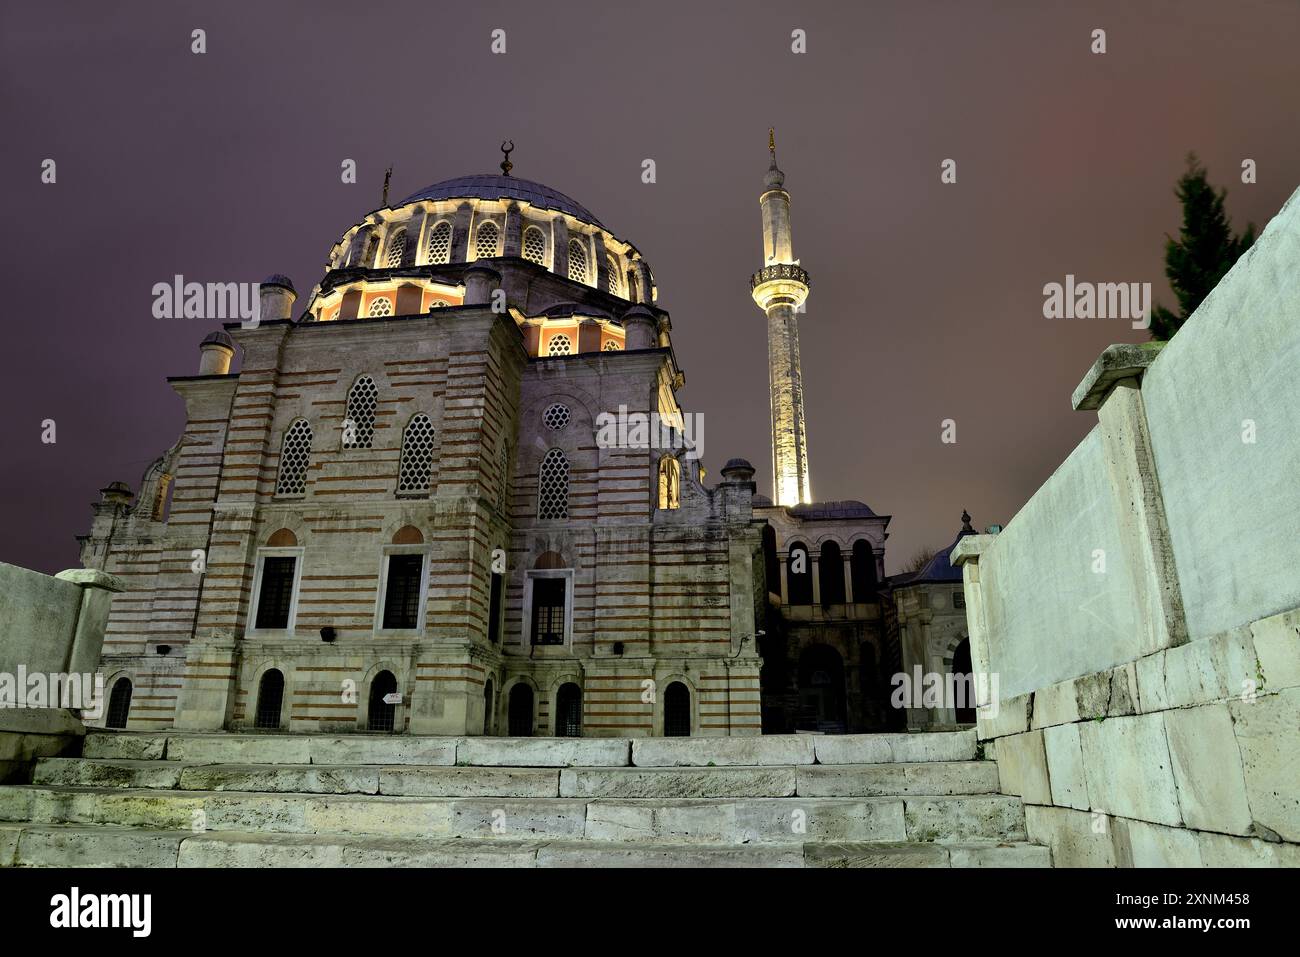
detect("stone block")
[449,799,588,840]
[1161,627,1258,709]
[535,842,803,868]
[0,825,20,866]
[177,764,380,795]
[34,758,183,790]
[1229,687,1300,842]
[457,737,630,767]
[165,734,312,765]
[309,736,458,766]
[1042,723,1089,810]
[902,795,1026,842]
[81,733,167,761]
[948,843,1052,867]
[1078,713,1182,826]
[1117,818,1202,867]
[993,730,1051,804]
[1164,703,1253,835]
[1024,805,1116,867]
[378,766,559,798]
[17,826,185,868]
[812,731,977,764]
[1249,609,1300,692]
[633,735,813,767]
[733,798,906,844]
[804,842,950,868]
[560,766,796,799]
[796,762,997,797]
[1194,828,1300,867]
[975,695,1032,740]
[301,796,452,837]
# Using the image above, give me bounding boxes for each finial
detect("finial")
[961,509,973,532]
[382,166,392,206]
[768,127,776,164]
[500,140,514,176]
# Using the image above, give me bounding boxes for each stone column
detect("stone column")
[402,209,426,266]
[551,216,569,278]
[592,231,610,291]
[1072,343,1186,652]
[463,264,501,306]
[503,202,522,257]
[450,203,473,263]
[952,534,997,736]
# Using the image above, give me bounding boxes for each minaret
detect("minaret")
[750,129,812,506]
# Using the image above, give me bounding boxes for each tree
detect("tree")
[906,547,936,574]
[1149,155,1255,341]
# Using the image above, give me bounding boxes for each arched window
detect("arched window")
[664,682,691,737]
[368,671,398,732]
[567,238,588,283]
[547,334,572,356]
[787,541,812,605]
[342,375,378,449]
[426,221,451,264]
[851,540,878,602]
[367,296,393,317]
[396,413,436,494]
[255,669,285,730]
[483,679,495,735]
[384,228,407,267]
[602,340,622,351]
[605,255,622,295]
[819,541,846,606]
[474,220,500,259]
[522,226,546,265]
[106,677,132,729]
[657,455,680,510]
[508,683,534,736]
[275,419,312,496]
[556,683,582,737]
[537,449,569,520]
[762,524,780,597]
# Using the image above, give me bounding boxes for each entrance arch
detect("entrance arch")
[367,670,398,732]
[254,669,285,730]
[106,677,132,729]
[663,681,691,736]
[555,682,582,737]
[508,683,534,736]
[797,645,847,732]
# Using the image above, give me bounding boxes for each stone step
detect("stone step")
[0,824,1048,868]
[80,730,977,768]
[0,787,1027,843]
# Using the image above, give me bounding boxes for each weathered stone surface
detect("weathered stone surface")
[378,766,559,798]
[1229,688,1300,842]
[1195,828,1300,867]
[34,758,183,790]
[1163,703,1253,835]
[179,832,347,867]
[310,737,458,766]
[1078,713,1182,826]
[560,766,796,799]
[301,796,451,837]
[903,796,1026,842]
[804,841,950,868]
[457,737,630,767]
[993,731,1051,804]
[82,733,167,761]
[976,695,1032,741]
[1249,609,1300,692]
[797,762,998,798]
[584,799,735,843]
[632,735,813,767]
[813,731,978,764]
[0,824,20,866]
[1042,723,1089,811]
[948,842,1052,867]
[178,764,380,795]
[450,799,588,839]
[17,826,185,868]
[1116,818,1203,867]
[1161,627,1258,709]
[1025,805,1116,867]
[165,734,313,765]
[535,841,803,868]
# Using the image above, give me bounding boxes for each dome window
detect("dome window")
[523,226,546,265]
[368,297,393,317]
[275,419,313,497]
[603,340,622,351]
[567,239,588,283]
[342,375,378,449]
[605,256,622,296]
[537,448,570,520]
[475,220,500,259]
[384,229,407,268]
[547,334,572,356]
[426,221,451,265]
[397,413,436,494]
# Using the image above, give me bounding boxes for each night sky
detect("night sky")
[2,0,1297,575]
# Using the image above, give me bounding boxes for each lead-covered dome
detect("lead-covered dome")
[398,175,603,228]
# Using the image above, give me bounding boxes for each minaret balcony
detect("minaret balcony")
[750,263,810,311]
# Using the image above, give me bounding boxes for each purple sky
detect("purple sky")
[2,0,1297,575]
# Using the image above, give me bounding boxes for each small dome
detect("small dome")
[200,330,235,350]
[721,458,756,480]
[261,274,296,292]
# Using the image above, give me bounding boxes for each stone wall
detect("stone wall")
[953,186,1300,866]
[0,563,124,781]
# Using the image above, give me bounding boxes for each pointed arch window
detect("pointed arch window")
[384,228,407,267]
[475,220,500,259]
[605,256,622,295]
[255,669,285,729]
[106,678,132,729]
[342,375,378,449]
[537,448,569,520]
[657,455,680,510]
[426,220,452,264]
[523,226,546,265]
[275,419,312,496]
[396,413,436,494]
[567,238,588,283]
[547,334,572,356]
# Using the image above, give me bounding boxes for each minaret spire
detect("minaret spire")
[750,131,812,506]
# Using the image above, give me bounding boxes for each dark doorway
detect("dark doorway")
[483,678,494,735]
[952,638,976,723]
[556,683,582,737]
[850,540,878,602]
[508,683,534,736]
[819,541,845,606]
[254,669,285,729]
[106,677,132,729]
[368,670,398,732]
[787,542,812,605]
[663,681,691,736]
[797,645,847,733]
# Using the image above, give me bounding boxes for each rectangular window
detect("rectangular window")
[382,554,425,630]
[487,571,503,644]
[530,578,566,645]
[255,556,297,630]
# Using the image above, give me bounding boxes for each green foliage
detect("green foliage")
[1149,154,1256,341]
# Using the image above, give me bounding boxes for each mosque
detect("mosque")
[79,136,976,738]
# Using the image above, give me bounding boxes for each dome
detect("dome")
[397,175,604,227]
[200,330,235,350]
[261,274,295,292]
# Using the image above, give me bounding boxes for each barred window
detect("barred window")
[397,413,436,494]
[384,229,407,267]
[537,448,569,520]
[523,226,546,264]
[106,678,132,729]
[368,297,393,317]
[547,334,572,356]
[567,239,588,283]
[342,375,378,449]
[426,221,451,264]
[606,256,622,295]
[275,419,312,496]
[542,403,571,430]
[475,220,500,259]
[602,340,622,351]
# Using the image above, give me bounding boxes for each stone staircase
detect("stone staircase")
[0,729,1049,867]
